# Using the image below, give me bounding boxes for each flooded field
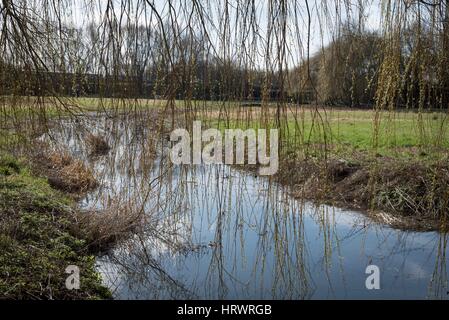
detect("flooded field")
[42,115,449,300]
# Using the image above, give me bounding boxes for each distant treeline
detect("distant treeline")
[1,3,449,110]
[0,64,286,102]
[3,26,446,110]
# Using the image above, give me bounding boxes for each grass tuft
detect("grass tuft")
[33,149,97,194]
[85,133,110,156]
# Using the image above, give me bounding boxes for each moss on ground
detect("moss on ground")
[0,154,111,299]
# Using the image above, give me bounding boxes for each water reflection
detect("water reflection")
[42,115,449,300]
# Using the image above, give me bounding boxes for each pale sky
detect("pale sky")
[64,0,383,69]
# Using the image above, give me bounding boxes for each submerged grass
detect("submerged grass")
[0,153,111,299]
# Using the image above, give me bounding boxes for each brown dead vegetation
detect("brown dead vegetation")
[85,133,110,156]
[28,143,144,253]
[31,146,97,194]
[72,203,143,253]
[278,153,449,231]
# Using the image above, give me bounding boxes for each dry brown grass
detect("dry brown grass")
[277,152,449,230]
[55,159,97,193]
[27,143,146,254]
[73,203,143,253]
[32,147,97,193]
[85,133,110,156]
[47,150,73,167]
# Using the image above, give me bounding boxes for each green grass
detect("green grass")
[0,154,111,299]
[206,108,449,160]
[2,95,448,159]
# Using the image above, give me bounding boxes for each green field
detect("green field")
[206,107,449,160]
[1,96,448,160]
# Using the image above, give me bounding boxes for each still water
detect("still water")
[43,115,449,300]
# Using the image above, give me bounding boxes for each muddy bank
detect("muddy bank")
[276,152,449,231]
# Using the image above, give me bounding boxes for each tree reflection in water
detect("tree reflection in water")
[41,115,449,300]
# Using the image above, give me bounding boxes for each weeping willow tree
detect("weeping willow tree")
[1,2,447,124]
[1,0,449,220]
[288,27,381,106]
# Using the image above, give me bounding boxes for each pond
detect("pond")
[43,114,449,300]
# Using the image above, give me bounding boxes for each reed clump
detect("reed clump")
[85,133,110,156]
[32,148,97,194]
[73,203,143,253]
